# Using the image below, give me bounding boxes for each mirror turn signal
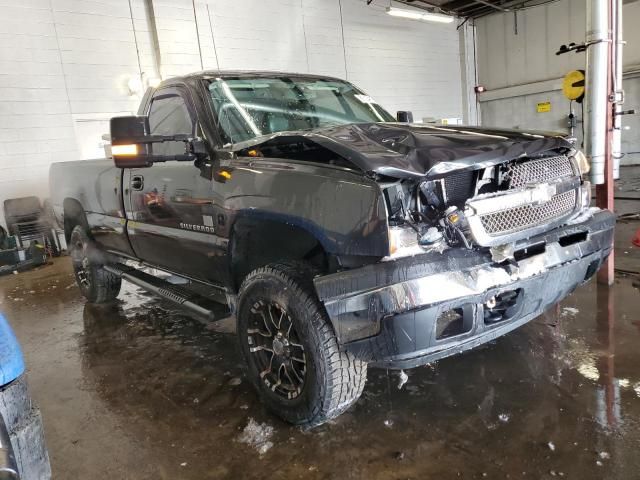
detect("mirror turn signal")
[111,144,138,156]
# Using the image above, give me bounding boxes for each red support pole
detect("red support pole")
[596,0,615,286]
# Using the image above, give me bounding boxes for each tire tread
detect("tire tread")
[238,262,367,427]
[70,225,121,304]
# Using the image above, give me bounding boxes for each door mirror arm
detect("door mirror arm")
[111,116,214,168]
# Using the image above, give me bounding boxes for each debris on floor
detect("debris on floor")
[397,370,409,390]
[237,418,274,455]
[562,307,580,317]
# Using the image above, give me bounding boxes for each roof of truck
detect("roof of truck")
[162,70,348,86]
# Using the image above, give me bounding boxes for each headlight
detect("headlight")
[580,180,592,207]
[387,224,446,259]
[388,224,426,259]
[388,225,418,256]
[573,149,590,175]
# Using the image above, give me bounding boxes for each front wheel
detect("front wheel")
[69,225,121,304]
[237,263,367,427]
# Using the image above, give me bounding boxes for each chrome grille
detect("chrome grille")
[507,155,574,189]
[479,190,577,236]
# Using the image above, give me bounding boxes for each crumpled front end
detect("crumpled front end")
[314,209,614,369]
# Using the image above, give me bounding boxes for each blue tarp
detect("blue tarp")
[0,313,25,386]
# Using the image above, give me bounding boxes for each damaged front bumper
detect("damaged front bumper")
[314,209,615,369]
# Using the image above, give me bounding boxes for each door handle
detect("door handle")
[131,175,144,191]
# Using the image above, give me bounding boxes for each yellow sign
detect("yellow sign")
[537,101,551,113]
[562,70,586,101]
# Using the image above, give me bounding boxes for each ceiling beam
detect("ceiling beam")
[394,0,459,16]
[468,0,510,11]
[455,3,496,14]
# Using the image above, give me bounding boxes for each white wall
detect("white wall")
[0,0,156,231]
[154,0,463,119]
[475,0,640,166]
[0,0,465,229]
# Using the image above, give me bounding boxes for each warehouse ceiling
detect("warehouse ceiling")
[393,0,563,19]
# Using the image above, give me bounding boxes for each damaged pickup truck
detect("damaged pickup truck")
[49,71,614,427]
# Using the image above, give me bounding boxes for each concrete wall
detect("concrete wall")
[475,0,640,166]
[0,0,464,229]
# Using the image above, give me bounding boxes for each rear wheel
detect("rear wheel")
[237,263,367,427]
[69,225,121,303]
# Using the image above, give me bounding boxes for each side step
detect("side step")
[104,264,218,321]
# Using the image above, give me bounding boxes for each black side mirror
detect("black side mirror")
[396,111,414,123]
[110,116,201,168]
[110,116,153,168]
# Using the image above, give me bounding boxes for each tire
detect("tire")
[69,225,121,304]
[237,262,367,427]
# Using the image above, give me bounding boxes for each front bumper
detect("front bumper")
[0,376,51,479]
[314,209,615,369]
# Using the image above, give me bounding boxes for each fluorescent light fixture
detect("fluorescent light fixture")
[386,6,454,23]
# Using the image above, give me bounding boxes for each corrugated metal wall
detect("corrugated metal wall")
[475,0,640,166]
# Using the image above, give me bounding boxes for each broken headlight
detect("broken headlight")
[388,224,446,259]
[388,224,419,256]
[572,149,590,176]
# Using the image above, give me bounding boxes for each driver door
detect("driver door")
[124,86,226,284]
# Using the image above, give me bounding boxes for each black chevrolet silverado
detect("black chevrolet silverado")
[49,71,614,426]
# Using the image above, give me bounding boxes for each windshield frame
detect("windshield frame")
[203,74,395,147]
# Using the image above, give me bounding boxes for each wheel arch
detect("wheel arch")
[228,214,333,293]
[62,198,89,243]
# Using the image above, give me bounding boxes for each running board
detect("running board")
[104,264,217,321]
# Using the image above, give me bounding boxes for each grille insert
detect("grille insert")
[507,155,574,189]
[479,190,577,236]
[443,170,475,206]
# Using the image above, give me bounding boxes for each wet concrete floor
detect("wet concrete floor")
[1,211,639,479]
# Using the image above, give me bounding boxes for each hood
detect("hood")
[234,123,572,179]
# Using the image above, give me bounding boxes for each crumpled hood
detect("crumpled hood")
[236,123,573,179]
[312,123,572,179]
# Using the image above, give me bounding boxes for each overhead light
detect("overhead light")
[386,6,454,23]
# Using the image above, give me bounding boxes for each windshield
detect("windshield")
[207,76,395,145]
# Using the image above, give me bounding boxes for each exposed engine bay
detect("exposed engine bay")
[231,122,592,263]
[381,149,591,259]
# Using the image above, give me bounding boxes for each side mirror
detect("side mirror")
[396,111,414,123]
[110,116,201,168]
[110,116,154,168]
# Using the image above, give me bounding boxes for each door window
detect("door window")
[148,93,194,156]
